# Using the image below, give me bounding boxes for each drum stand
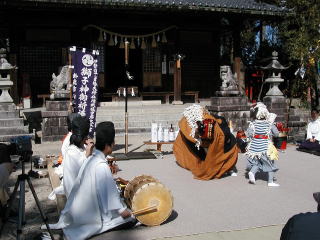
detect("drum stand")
[0,151,55,240]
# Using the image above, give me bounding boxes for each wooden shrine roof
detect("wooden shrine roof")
[2,0,288,16]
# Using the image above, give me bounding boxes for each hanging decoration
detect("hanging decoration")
[85,24,176,49]
[141,38,147,50]
[161,32,167,43]
[294,64,306,79]
[98,30,104,42]
[130,38,135,49]
[119,37,124,49]
[137,37,140,48]
[108,35,114,46]
[151,36,157,48]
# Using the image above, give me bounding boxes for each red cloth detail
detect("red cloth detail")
[254,135,268,139]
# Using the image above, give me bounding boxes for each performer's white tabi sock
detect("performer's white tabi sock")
[248,172,256,184]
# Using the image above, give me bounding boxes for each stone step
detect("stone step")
[0,111,19,119]
[289,108,310,116]
[275,115,301,122]
[99,100,162,107]
[207,105,250,112]
[0,103,16,111]
[265,102,288,109]
[114,126,177,135]
[98,119,179,129]
[115,127,151,135]
[287,121,307,127]
[210,97,249,106]
[96,108,191,116]
[95,103,187,134]
[96,114,182,122]
[211,111,250,119]
[0,126,29,135]
[0,118,24,127]
[287,115,301,121]
[42,135,64,142]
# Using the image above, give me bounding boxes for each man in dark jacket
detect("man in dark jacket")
[280,192,320,240]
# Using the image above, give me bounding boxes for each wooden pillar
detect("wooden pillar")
[233,57,245,95]
[232,19,245,95]
[172,58,183,105]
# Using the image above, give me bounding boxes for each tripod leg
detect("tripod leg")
[0,176,20,235]
[17,178,26,240]
[26,177,55,240]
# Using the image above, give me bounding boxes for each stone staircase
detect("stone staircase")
[0,103,30,142]
[96,102,203,135]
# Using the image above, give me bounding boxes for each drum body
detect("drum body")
[124,175,173,226]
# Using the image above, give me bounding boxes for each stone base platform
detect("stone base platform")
[207,96,251,131]
[42,100,69,142]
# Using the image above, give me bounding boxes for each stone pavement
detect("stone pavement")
[2,134,319,240]
[156,224,284,240]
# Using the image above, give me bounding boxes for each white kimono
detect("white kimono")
[61,132,72,159]
[47,149,133,240]
[306,119,320,141]
[63,145,87,198]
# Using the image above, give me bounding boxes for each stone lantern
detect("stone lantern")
[261,51,289,97]
[0,48,17,103]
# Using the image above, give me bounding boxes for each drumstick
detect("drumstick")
[116,177,129,185]
[132,204,158,216]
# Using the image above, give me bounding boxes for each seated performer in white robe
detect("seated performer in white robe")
[299,109,320,152]
[63,116,94,198]
[47,121,135,240]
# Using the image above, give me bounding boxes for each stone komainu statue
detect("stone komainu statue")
[50,65,71,93]
[220,65,238,90]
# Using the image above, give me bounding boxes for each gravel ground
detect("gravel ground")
[2,135,320,240]
[1,134,154,240]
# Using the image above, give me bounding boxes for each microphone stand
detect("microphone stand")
[124,41,129,154]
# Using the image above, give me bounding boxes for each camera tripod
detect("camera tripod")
[0,151,55,240]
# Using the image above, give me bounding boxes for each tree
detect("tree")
[277,0,320,107]
[241,0,320,107]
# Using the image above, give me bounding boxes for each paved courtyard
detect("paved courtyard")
[2,134,320,240]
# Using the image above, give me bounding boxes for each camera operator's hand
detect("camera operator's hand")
[85,138,95,157]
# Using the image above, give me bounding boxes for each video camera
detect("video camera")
[10,136,33,158]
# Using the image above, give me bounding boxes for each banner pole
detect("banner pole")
[124,41,129,154]
[68,50,73,113]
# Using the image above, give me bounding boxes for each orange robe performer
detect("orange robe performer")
[173,105,238,180]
